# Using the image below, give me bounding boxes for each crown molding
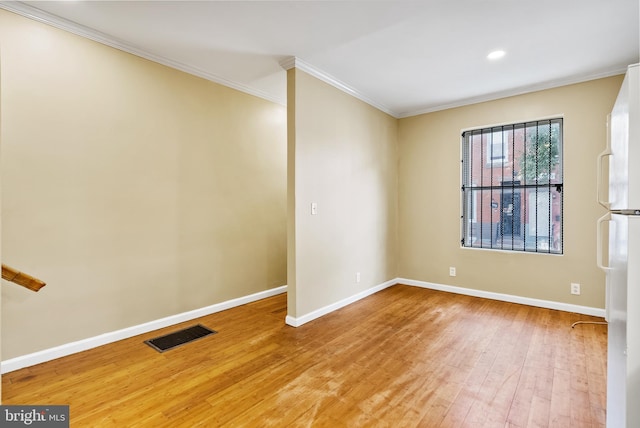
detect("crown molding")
[0,1,286,106]
[279,56,297,71]
[2,2,626,119]
[280,56,397,118]
[398,66,628,118]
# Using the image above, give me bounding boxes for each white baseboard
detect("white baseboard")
[285,276,605,328]
[285,279,396,327]
[397,278,606,318]
[1,285,287,374]
[2,278,605,373]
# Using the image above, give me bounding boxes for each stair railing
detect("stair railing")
[1,264,46,292]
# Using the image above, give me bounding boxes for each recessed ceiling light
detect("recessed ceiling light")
[487,50,506,60]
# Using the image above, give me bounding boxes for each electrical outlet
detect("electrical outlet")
[571,283,581,295]
[356,272,361,283]
[449,267,456,277]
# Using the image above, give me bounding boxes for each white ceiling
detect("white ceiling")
[5,0,640,118]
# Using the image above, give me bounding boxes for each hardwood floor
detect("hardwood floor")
[2,285,608,427]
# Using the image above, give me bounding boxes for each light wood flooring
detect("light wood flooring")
[2,285,608,427]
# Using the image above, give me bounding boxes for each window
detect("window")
[461,118,563,254]
[486,130,509,165]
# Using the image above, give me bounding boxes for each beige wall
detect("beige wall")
[0,7,624,362]
[398,76,624,308]
[0,10,286,359]
[287,69,397,318]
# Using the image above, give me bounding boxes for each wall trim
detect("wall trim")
[1,285,287,374]
[2,277,605,373]
[279,56,397,118]
[0,1,285,106]
[285,277,604,329]
[397,278,606,318]
[1,2,625,119]
[285,278,397,327]
[397,67,627,118]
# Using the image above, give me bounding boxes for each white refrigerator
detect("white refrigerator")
[597,63,640,428]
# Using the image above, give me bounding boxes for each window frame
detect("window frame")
[460,117,563,254]
[486,130,509,166]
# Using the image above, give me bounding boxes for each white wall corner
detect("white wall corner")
[279,56,297,71]
[284,315,300,327]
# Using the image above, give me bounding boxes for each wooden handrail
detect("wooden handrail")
[1,264,46,292]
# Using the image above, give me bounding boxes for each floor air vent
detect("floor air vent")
[144,324,217,352]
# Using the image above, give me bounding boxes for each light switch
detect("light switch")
[311,202,318,215]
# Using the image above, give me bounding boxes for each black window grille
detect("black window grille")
[461,118,563,254]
